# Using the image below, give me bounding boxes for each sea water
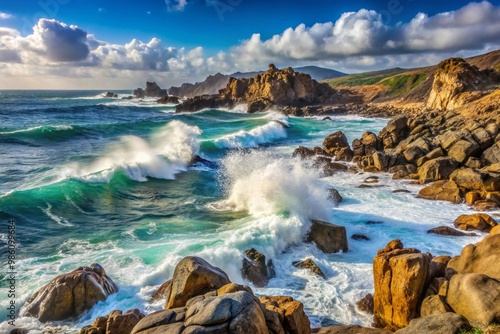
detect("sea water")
[0,90,488,332]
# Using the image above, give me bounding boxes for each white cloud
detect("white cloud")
[165,0,188,12]
[0,12,13,20]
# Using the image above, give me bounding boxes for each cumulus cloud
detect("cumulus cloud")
[0,12,12,19]
[230,1,500,65]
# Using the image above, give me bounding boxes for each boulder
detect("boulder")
[394,312,471,334]
[322,131,353,161]
[356,293,374,314]
[292,146,317,159]
[420,295,451,317]
[80,309,144,334]
[306,220,348,253]
[373,240,430,330]
[314,325,391,333]
[465,191,482,205]
[145,82,168,97]
[417,180,462,204]
[157,95,180,104]
[165,257,230,309]
[242,248,276,287]
[446,233,500,280]
[352,234,370,241]
[378,115,409,149]
[482,141,500,165]
[152,279,172,301]
[259,296,310,334]
[292,258,325,279]
[447,139,480,164]
[418,157,459,184]
[453,214,497,233]
[474,200,500,211]
[327,188,343,206]
[427,226,475,237]
[20,264,118,322]
[133,88,145,99]
[446,273,500,327]
[450,168,485,191]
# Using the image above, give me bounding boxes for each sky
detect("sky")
[1,0,500,89]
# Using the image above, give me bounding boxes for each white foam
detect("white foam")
[40,203,74,227]
[61,120,201,182]
[0,125,73,135]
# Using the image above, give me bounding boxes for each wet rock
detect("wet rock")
[427,226,476,237]
[322,131,353,161]
[242,248,276,287]
[292,258,325,279]
[292,146,317,159]
[327,188,343,206]
[356,293,374,314]
[417,180,462,204]
[20,264,118,322]
[474,200,500,211]
[157,95,180,104]
[306,220,348,253]
[352,234,370,241]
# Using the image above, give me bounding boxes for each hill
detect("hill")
[169,66,347,98]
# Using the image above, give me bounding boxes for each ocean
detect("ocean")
[0,90,482,333]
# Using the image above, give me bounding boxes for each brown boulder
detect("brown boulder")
[482,141,500,165]
[417,180,462,204]
[292,258,325,279]
[446,233,500,280]
[20,264,118,322]
[446,273,500,327]
[322,131,352,160]
[152,279,172,301]
[292,146,317,159]
[453,213,497,232]
[418,157,459,184]
[394,312,471,334]
[242,248,276,287]
[259,296,310,334]
[356,293,374,314]
[306,220,348,253]
[420,295,451,318]
[427,226,475,237]
[314,325,391,333]
[474,200,500,211]
[373,241,430,330]
[450,168,486,191]
[165,257,230,309]
[81,309,145,334]
[447,139,480,164]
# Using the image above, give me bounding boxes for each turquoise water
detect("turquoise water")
[0,91,483,332]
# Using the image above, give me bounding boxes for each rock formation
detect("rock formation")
[176,65,346,113]
[241,248,276,287]
[305,220,348,253]
[80,309,144,334]
[20,264,118,322]
[133,82,168,98]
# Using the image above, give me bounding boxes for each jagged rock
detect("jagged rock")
[356,293,374,314]
[378,115,409,149]
[133,88,145,98]
[322,131,353,160]
[427,57,482,111]
[447,139,481,164]
[80,309,144,334]
[157,95,180,104]
[427,226,475,237]
[418,157,459,184]
[164,257,230,309]
[394,312,471,334]
[314,156,349,176]
[242,248,275,287]
[417,180,462,204]
[105,92,118,98]
[20,264,118,322]
[306,220,348,253]
[314,325,391,333]
[145,82,168,97]
[259,296,310,334]
[447,273,500,327]
[373,240,430,330]
[292,258,325,279]
[453,213,497,232]
[292,146,317,159]
[446,233,500,280]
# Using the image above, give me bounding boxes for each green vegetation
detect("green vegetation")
[379,72,428,97]
[324,69,406,87]
[459,328,482,334]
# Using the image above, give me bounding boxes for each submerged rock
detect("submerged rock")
[292,258,326,279]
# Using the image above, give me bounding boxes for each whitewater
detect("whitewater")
[0,90,484,333]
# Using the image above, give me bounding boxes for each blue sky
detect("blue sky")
[1,0,500,89]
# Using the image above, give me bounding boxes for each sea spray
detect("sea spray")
[67,120,202,182]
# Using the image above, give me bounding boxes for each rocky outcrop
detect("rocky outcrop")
[373,240,430,330]
[427,58,487,111]
[313,325,391,333]
[104,92,118,98]
[427,226,475,237]
[20,264,118,322]
[305,220,348,254]
[80,309,144,334]
[322,131,353,161]
[356,294,374,314]
[133,82,168,98]
[417,180,462,204]
[128,257,310,334]
[242,248,276,287]
[164,256,230,309]
[176,65,345,113]
[156,94,180,104]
